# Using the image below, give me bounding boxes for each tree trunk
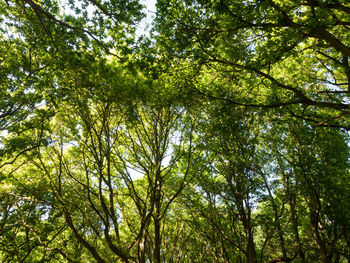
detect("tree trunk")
[246,229,258,263]
[153,176,162,263]
[289,190,305,262]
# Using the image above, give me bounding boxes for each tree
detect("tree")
[0,0,144,167]
[154,0,350,128]
[265,118,350,262]
[1,0,350,262]
[5,60,200,262]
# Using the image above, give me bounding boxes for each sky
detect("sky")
[136,0,157,37]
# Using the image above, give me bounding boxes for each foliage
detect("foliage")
[1,0,350,262]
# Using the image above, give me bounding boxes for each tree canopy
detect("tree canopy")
[1,0,350,262]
